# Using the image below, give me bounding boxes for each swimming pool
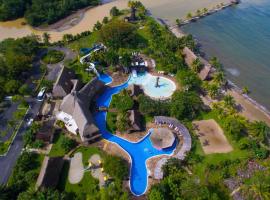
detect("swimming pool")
[128,73,176,99]
[94,76,176,196]
[98,73,113,85]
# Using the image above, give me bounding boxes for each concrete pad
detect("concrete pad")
[68,152,84,184]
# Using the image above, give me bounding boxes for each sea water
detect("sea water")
[181,0,270,110]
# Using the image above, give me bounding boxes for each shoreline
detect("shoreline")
[162,3,270,125]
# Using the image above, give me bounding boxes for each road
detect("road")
[0,46,77,185]
[0,98,43,184]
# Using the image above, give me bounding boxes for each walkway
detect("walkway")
[153,116,192,180]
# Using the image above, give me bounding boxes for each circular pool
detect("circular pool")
[128,73,176,99]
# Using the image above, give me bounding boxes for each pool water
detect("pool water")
[128,73,176,99]
[98,73,113,85]
[94,76,176,196]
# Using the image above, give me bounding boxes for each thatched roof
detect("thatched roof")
[52,67,78,98]
[150,128,175,149]
[183,47,213,80]
[128,84,143,96]
[129,110,142,132]
[60,78,105,142]
[36,156,64,189]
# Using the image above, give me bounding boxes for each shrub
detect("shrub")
[103,155,128,181]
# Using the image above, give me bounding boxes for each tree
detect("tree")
[196,9,201,16]
[99,20,136,49]
[110,90,134,112]
[110,6,120,17]
[242,86,249,94]
[176,19,182,26]
[60,136,76,153]
[191,58,202,72]
[213,72,225,86]
[42,32,50,45]
[186,12,193,20]
[4,80,20,94]
[19,84,31,95]
[224,116,246,141]
[249,121,270,144]
[102,17,109,24]
[203,8,208,14]
[207,83,219,98]
[93,21,102,31]
[176,70,201,91]
[170,91,202,120]
[210,56,223,71]
[128,1,142,21]
[116,112,130,132]
[103,155,128,180]
[223,95,236,108]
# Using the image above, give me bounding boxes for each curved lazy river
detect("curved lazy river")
[94,75,176,196]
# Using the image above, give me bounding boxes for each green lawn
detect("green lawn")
[67,31,100,53]
[58,146,105,197]
[189,111,250,182]
[42,49,65,64]
[49,132,66,157]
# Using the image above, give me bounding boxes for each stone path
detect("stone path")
[68,152,84,184]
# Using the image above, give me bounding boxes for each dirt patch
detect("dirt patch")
[193,119,233,154]
[68,152,84,184]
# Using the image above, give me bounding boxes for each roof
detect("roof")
[36,156,64,189]
[52,67,78,98]
[60,78,105,141]
[183,47,212,80]
[150,128,175,149]
[36,120,54,143]
[128,84,143,96]
[129,110,142,131]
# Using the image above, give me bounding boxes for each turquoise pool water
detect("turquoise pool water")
[128,73,176,99]
[98,73,112,85]
[93,76,176,196]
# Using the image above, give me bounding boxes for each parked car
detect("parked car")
[37,87,46,101]
[26,118,34,126]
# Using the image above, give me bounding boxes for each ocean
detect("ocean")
[181,0,270,110]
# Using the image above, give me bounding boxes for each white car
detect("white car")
[26,118,33,126]
[37,87,46,101]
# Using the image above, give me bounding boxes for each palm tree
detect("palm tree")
[186,12,193,20]
[42,32,50,45]
[223,95,235,108]
[128,1,142,21]
[249,121,270,143]
[208,83,219,98]
[213,72,225,86]
[203,8,208,14]
[191,58,202,72]
[196,9,201,17]
[176,18,183,26]
[242,86,249,94]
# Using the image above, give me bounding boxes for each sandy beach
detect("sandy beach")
[0,0,232,42]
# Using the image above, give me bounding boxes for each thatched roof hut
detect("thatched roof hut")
[52,67,81,98]
[183,47,213,80]
[150,128,175,149]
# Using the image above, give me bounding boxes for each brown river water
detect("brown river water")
[0,0,229,42]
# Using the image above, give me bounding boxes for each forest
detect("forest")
[0,0,99,26]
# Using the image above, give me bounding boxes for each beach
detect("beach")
[0,0,231,42]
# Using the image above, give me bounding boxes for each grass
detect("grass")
[0,107,28,155]
[49,132,66,157]
[42,49,65,64]
[67,31,100,53]
[8,153,45,186]
[58,146,105,196]
[189,110,251,182]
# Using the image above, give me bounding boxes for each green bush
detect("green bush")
[60,137,76,153]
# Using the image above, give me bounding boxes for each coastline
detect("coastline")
[163,4,270,125]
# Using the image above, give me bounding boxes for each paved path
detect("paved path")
[0,97,42,184]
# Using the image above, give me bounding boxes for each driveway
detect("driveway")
[0,97,43,184]
[0,46,76,185]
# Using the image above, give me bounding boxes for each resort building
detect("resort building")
[128,110,143,132]
[52,67,82,99]
[56,71,106,142]
[183,47,213,80]
[36,156,64,189]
